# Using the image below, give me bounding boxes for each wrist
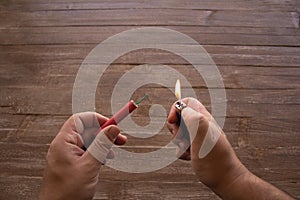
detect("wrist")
[39,181,62,200]
[192,134,247,189]
[193,154,248,191]
[211,161,250,196]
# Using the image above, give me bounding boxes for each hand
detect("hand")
[168,97,244,188]
[38,112,127,200]
[167,98,294,199]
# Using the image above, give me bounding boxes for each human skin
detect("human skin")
[39,101,294,200]
[38,112,127,200]
[167,97,294,200]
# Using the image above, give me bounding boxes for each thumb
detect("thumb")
[181,107,203,144]
[82,125,120,165]
[182,107,222,159]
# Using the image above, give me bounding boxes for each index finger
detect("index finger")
[168,101,180,124]
[69,112,108,134]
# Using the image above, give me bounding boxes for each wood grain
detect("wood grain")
[0,0,299,199]
[2,0,299,12]
[1,9,299,28]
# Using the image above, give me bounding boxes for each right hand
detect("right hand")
[167,98,247,189]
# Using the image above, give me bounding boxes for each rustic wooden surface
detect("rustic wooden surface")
[0,0,299,199]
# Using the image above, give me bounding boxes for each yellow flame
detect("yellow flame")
[175,79,181,100]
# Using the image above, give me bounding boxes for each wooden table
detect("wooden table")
[0,0,299,199]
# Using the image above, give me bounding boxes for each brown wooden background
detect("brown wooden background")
[0,0,300,199]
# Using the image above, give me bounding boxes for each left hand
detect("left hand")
[38,112,127,200]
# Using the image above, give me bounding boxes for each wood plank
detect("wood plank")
[0,175,298,200]
[0,9,298,28]
[1,45,300,67]
[0,115,298,197]
[1,26,300,46]
[1,128,299,150]
[0,113,298,144]
[1,63,300,89]
[0,86,299,117]
[61,65,300,89]
[95,180,219,200]
[0,113,299,148]
[0,142,298,198]
[0,176,221,200]
[0,142,299,179]
[1,0,299,12]
[0,176,42,200]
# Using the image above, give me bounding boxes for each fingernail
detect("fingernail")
[178,141,185,150]
[172,130,177,135]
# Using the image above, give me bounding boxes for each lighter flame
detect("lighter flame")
[175,79,181,100]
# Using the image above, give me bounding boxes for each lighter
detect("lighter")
[174,80,191,153]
